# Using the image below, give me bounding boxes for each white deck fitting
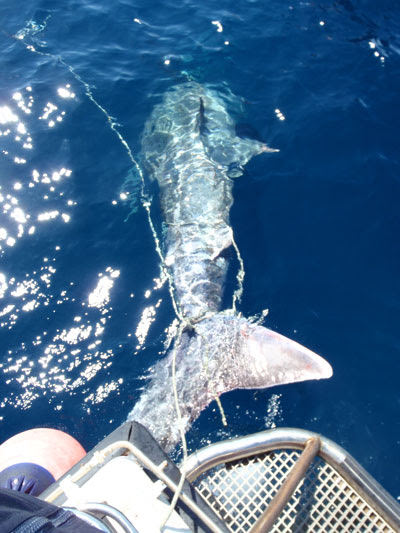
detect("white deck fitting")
[59,455,190,533]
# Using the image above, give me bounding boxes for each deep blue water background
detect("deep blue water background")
[0,0,399,498]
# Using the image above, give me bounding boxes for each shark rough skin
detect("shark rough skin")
[128,82,332,450]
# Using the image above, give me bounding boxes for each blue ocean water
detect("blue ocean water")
[0,0,399,498]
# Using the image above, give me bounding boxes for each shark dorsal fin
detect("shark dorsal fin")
[196,97,208,136]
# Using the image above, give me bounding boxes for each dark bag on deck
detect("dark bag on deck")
[0,488,101,532]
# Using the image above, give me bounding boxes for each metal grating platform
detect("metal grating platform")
[186,429,400,533]
[194,450,394,532]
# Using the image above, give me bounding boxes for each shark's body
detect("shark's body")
[129,82,332,450]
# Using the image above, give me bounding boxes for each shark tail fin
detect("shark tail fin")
[196,313,333,395]
[128,313,332,451]
[236,318,332,389]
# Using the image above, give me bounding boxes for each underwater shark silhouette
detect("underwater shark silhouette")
[128,82,332,450]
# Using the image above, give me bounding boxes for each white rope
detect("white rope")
[231,232,245,313]
[160,324,188,530]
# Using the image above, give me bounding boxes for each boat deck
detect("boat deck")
[40,423,400,532]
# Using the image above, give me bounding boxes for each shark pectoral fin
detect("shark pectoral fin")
[232,137,279,167]
[260,144,280,153]
[241,323,333,389]
[226,146,279,177]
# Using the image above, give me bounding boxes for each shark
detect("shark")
[128,82,332,450]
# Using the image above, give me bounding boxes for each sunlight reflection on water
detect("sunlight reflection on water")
[0,84,76,254]
[0,79,134,416]
[0,62,169,422]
